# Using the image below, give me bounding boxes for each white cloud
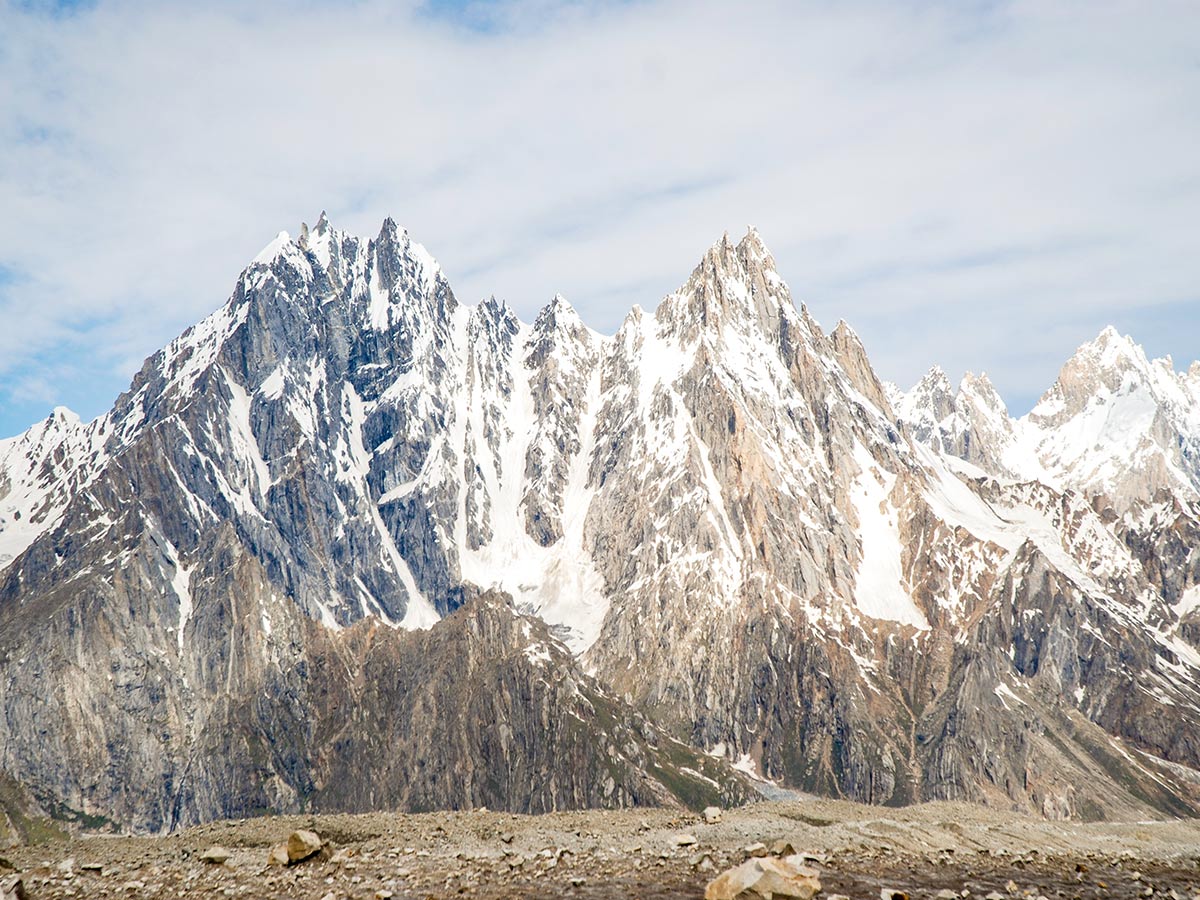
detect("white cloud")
[0,0,1198,434]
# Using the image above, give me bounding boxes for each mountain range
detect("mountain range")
[1,216,1198,835]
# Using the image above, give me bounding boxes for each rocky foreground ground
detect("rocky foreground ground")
[4,798,1200,900]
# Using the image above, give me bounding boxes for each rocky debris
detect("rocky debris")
[287,830,323,863]
[266,843,290,866]
[3,799,1200,900]
[705,854,822,900]
[0,875,24,900]
[198,846,231,864]
[266,828,331,867]
[881,890,909,900]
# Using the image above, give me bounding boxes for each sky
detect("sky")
[1,0,1198,438]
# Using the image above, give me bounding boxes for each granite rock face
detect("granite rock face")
[1,217,1199,831]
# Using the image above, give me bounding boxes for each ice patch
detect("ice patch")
[161,536,194,652]
[523,643,553,667]
[456,317,612,653]
[732,753,765,781]
[368,257,392,330]
[994,682,1024,710]
[1177,585,1200,620]
[260,365,285,400]
[224,369,272,501]
[850,442,929,629]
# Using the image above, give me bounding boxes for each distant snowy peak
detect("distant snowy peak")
[530,293,602,351]
[893,366,954,434]
[1024,327,1200,509]
[892,365,1019,478]
[1029,326,1186,424]
[894,327,1200,509]
[0,404,108,566]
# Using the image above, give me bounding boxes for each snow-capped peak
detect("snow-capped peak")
[0,403,107,570]
[918,364,953,394]
[543,292,577,316]
[738,224,768,254]
[1029,327,1183,425]
[1068,325,1146,376]
[50,406,81,428]
[252,230,292,265]
[894,366,953,423]
[1014,327,1200,508]
[889,324,1200,510]
[374,218,443,286]
[958,371,1006,412]
[297,210,332,249]
[654,227,795,349]
[531,293,588,336]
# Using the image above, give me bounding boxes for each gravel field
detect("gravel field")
[4,798,1200,899]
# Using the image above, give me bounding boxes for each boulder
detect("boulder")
[266,843,290,867]
[705,855,821,900]
[199,846,231,865]
[704,806,723,824]
[287,830,323,863]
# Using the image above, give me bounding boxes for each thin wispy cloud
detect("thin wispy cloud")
[1,0,1197,436]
